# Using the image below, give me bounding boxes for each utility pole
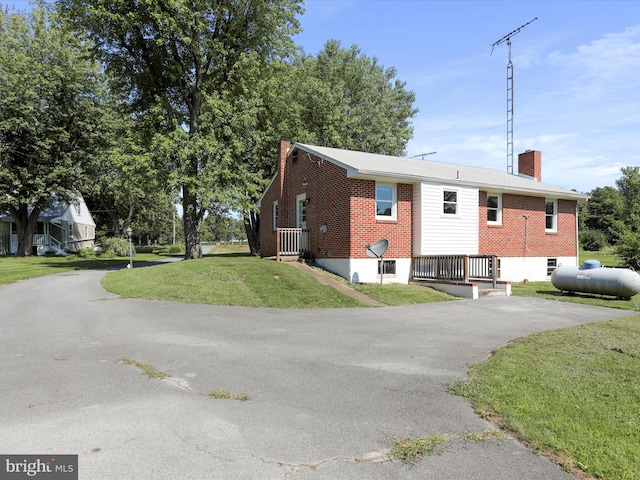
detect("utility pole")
[492,18,538,174]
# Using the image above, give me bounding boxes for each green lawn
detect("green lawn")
[101,254,366,308]
[450,316,640,480]
[0,253,160,285]
[454,248,640,480]
[511,281,640,311]
[100,253,454,308]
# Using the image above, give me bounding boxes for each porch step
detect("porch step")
[478,288,507,297]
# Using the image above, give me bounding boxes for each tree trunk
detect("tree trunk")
[11,204,41,257]
[182,185,202,259]
[244,210,260,256]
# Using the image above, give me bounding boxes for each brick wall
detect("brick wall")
[479,191,577,257]
[259,142,413,259]
[349,180,413,259]
[258,141,290,257]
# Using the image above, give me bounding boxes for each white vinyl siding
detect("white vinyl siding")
[414,182,479,255]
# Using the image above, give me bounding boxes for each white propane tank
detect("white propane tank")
[551,260,640,298]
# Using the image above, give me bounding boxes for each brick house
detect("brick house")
[258,141,587,287]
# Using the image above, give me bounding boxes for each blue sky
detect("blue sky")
[6,0,638,193]
[294,0,640,193]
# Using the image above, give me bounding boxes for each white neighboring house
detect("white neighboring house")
[0,194,96,255]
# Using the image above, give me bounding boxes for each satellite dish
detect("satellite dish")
[366,239,389,259]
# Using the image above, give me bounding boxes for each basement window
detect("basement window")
[547,258,557,277]
[378,260,396,275]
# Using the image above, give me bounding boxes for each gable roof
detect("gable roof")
[0,194,96,226]
[293,143,587,200]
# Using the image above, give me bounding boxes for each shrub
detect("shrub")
[101,237,135,257]
[580,229,608,251]
[614,230,640,270]
[75,247,97,258]
[168,244,184,254]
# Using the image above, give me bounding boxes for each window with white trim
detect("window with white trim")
[545,199,557,232]
[272,201,278,231]
[68,223,74,238]
[487,193,502,224]
[376,183,397,220]
[443,189,458,215]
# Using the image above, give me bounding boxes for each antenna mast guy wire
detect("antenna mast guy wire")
[491,17,538,174]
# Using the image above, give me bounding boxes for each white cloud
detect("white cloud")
[548,25,640,82]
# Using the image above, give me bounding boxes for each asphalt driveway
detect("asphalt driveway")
[0,266,631,479]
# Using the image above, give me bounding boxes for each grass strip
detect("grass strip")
[389,434,448,464]
[449,315,640,480]
[121,358,168,379]
[208,390,250,401]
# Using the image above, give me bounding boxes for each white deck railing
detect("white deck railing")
[276,228,309,261]
[412,255,498,287]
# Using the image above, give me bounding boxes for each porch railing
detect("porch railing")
[412,255,498,287]
[9,233,62,251]
[0,234,9,254]
[276,228,309,261]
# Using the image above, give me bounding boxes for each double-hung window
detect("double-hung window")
[545,199,557,232]
[376,183,396,220]
[487,193,502,224]
[443,189,458,215]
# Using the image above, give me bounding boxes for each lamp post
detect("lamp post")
[125,226,133,268]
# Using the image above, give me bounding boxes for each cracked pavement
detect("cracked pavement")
[0,265,631,479]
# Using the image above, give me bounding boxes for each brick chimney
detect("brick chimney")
[278,140,291,193]
[518,150,542,182]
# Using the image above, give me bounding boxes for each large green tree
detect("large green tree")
[57,0,303,259]
[292,39,417,154]
[612,167,640,268]
[0,6,109,256]
[582,185,624,245]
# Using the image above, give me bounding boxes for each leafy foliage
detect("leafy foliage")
[57,0,304,259]
[579,229,608,251]
[0,6,110,255]
[100,237,133,258]
[611,167,640,268]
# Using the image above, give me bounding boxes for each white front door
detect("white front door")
[296,193,307,229]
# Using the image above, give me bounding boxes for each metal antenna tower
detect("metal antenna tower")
[491,18,537,174]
